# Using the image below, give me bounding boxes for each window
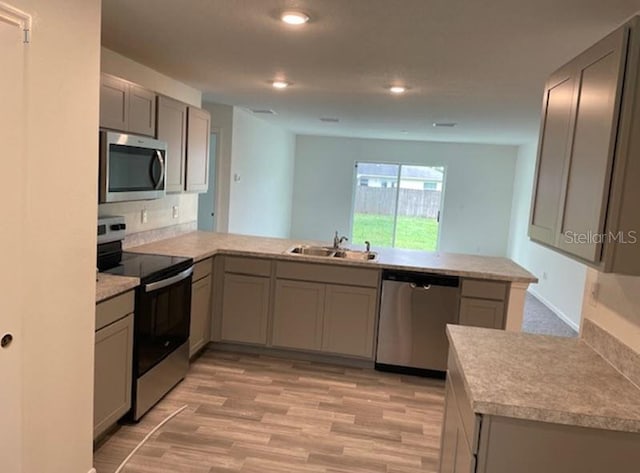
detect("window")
[352,162,445,251]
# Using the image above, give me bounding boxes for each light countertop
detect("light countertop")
[96,273,139,303]
[447,324,640,433]
[127,231,537,283]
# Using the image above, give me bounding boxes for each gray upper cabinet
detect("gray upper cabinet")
[99,73,156,137]
[185,106,211,193]
[529,18,640,274]
[529,65,576,246]
[99,74,129,132]
[157,96,188,193]
[128,85,157,136]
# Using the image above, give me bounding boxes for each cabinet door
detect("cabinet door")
[459,298,505,329]
[529,64,577,246]
[128,85,156,137]
[322,284,377,358]
[439,380,476,473]
[94,314,133,439]
[99,74,129,132]
[190,274,212,357]
[272,280,324,351]
[157,96,188,193]
[221,274,269,345]
[185,106,211,192]
[556,28,628,262]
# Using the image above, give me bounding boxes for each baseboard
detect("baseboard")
[527,288,580,332]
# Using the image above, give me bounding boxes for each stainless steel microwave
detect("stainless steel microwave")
[99,131,168,203]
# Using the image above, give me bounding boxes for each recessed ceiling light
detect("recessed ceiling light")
[433,122,457,128]
[272,80,290,89]
[281,11,309,25]
[389,85,407,95]
[251,109,277,115]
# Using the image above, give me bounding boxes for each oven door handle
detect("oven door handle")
[144,266,193,293]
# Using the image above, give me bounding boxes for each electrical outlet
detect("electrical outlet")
[141,209,148,224]
[588,282,599,308]
[172,205,179,219]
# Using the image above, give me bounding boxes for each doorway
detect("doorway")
[351,162,445,251]
[198,131,218,231]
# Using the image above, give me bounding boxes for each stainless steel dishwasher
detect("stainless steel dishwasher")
[375,270,460,377]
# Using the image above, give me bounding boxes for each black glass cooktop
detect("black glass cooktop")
[102,251,193,284]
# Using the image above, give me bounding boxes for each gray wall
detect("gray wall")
[290,135,519,256]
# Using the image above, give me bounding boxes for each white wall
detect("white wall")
[99,48,202,234]
[228,108,296,238]
[508,142,587,330]
[291,135,518,255]
[1,0,100,471]
[202,102,234,233]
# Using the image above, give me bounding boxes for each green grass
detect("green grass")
[352,213,439,251]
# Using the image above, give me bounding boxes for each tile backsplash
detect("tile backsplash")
[99,193,198,235]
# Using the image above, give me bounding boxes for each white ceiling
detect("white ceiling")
[102,0,640,145]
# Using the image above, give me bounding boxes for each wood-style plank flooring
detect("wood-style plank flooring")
[93,349,445,473]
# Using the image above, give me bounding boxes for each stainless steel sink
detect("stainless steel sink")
[288,245,335,257]
[287,245,377,261]
[334,249,378,261]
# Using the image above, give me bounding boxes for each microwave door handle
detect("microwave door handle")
[153,150,165,190]
[144,266,193,293]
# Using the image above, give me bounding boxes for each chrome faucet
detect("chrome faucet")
[365,241,371,253]
[333,231,349,249]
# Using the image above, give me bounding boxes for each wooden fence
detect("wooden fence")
[355,188,441,218]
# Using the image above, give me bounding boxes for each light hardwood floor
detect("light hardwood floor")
[93,349,445,473]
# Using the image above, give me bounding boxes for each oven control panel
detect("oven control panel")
[97,215,126,245]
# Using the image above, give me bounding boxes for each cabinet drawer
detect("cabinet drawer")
[224,256,272,277]
[96,290,134,331]
[276,261,379,287]
[193,258,212,282]
[461,279,507,301]
[447,350,482,454]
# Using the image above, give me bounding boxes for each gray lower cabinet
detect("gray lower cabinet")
[458,298,505,329]
[322,284,377,358]
[94,291,134,440]
[439,379,476,473]
[272,280,325,350]
[272,261,379,359]
[221,273,270,345]
[440,350,640,473]
[189,259,213,357]
[458,279,507,330]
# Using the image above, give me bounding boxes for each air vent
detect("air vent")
[251,109,277,115]
[320,117,340,123]
[433,122,457,128]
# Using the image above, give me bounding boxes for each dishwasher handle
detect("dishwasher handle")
[410,283,432,290]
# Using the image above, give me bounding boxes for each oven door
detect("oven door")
[99,131,167,203]
[135,267,193,377]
